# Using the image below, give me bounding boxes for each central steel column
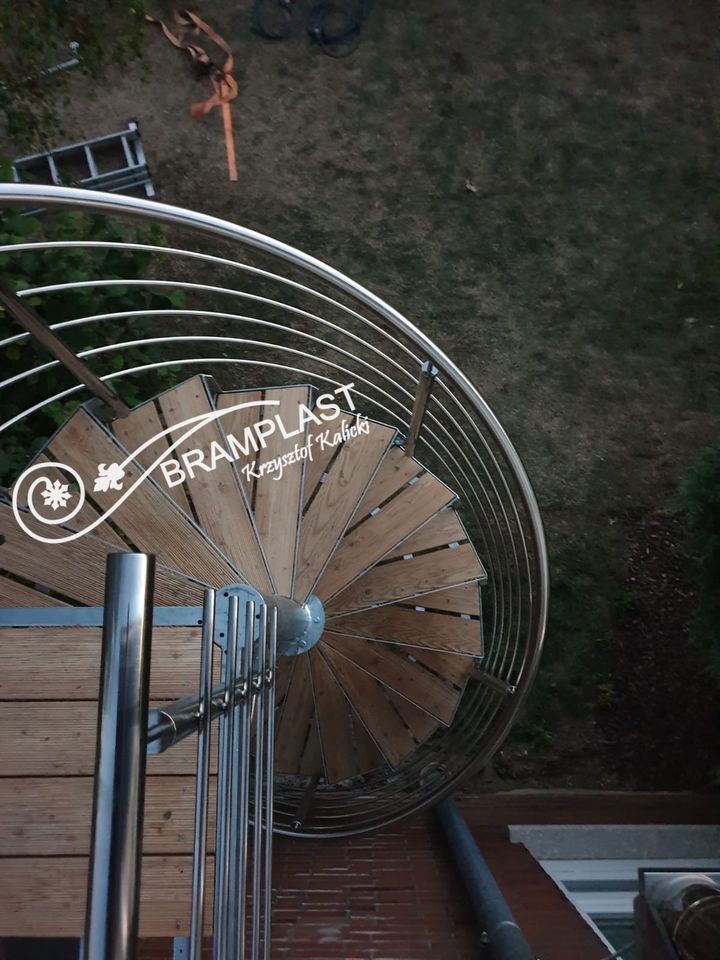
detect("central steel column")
[83,552,156,960]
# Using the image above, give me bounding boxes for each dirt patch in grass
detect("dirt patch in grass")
[2,0,718,789]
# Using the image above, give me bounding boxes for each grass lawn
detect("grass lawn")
[2,0,718,789]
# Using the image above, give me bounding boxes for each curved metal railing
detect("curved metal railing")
[0,183,549,835]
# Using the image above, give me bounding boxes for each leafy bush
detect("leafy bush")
[0,205,180,484]
[0,1,144,144]
[679,441,720,678]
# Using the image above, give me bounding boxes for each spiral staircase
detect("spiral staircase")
[0,184,548,950]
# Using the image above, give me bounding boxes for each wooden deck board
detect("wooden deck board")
[0,701,214,776]
[326,544,486,615]
[0,777,218,856]
[0,626,214,701]
[314,472,455,602]
[0,856,216,937]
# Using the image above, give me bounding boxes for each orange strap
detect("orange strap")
[146,9,238,181]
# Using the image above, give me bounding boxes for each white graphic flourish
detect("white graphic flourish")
[12,397,277,545]
[40,479,72,512]
[94,463,126,493]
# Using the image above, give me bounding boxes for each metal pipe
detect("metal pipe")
[233,600,256,959]
[189,589,215,960]
[437,797,534,960]
[250,606,268,960]
[263,608,278,960]
[405,360,438,458]
[83,553,155,960]
[222,596,242,959]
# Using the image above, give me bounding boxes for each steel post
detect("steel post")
[83,552,155,960]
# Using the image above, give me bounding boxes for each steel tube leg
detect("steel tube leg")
[262,608,278,960]
[83,553,156,960]
[250,606,268,960]
[189,589,216,960]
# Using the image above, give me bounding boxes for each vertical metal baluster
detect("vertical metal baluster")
[234,601,256,959]
[189,589,215,960]
[213,597,239,960]
[250,606,268,960]
[226,599,252,959]
[211,661,228,960]
[262,608,278,960]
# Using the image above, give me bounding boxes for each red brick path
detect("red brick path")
[138,815,477,960]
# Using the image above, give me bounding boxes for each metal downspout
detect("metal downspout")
[437,797,535,960]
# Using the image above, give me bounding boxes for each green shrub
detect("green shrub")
[0,205,180,484]
[679,441,720,678]
[0,1,144,144]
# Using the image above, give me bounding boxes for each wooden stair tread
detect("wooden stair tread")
[219,386,310,597]
[0,503,204,607]
[0,576,68,608]
[404,582,483,615]
[215,388,263,493]
[20,454,126,548]
[321,634,460,724]
[326,604,482,656]
[293,418,396,601]
[353,445,422,518]
[384,508,468,560]
[386,689,439,744]
[274,653,314,774]
[326,543,487,615]
[319,645,416,767]
[314,472,456,602]
[301,411,355,507]
[309,648,357,783]
[112,397,192,513]
[156,377,272,591]
[46,407,237,586]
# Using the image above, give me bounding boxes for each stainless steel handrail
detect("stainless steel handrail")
[0,183,549,837]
